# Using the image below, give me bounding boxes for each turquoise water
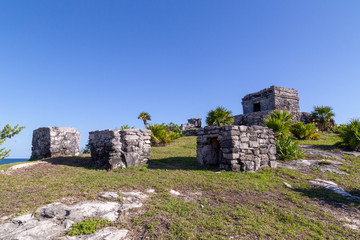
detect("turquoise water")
[0,158,28,165]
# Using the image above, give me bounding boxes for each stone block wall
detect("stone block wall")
[242,86,300,114]
[181,118,202,136]
[31,127,81,159]
[197,125,277,172]
[234,111,312,126]
[88,129,151,169]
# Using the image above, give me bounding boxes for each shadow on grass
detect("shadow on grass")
[41,156,101,170]
[148,157,218,171]
[293,187,360,208]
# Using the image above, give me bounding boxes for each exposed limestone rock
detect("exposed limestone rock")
[0,191,149,240]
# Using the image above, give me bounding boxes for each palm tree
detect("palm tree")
[206,106,234,126]
[311,106,335,132]
[264,110,293,140]
[138,112,152,127]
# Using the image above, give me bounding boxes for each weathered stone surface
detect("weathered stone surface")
[234,86,311,126]
[88,129,151,169]
[31,127,81,159]
[197,125,276,172]
[0,191,148,240]
[181,118,202,136]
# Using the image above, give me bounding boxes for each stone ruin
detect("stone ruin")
[197,125,277,172]
[181,118,202,136]
[88,129,151,169]
[234,86,311,126]
[31,127,81,159]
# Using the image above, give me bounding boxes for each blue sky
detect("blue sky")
[1,1,360,158]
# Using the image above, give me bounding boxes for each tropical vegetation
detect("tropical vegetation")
[205,106,234,126]
[138,112,152,127]
[339,118,360,151]
[311,105,335,132]
[0,124,25,160]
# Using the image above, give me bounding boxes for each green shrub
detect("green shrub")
[276,137,304,160]
[311,106,335,132]
[339,119,360,151]
[206,106,234,126]
[264,110,293,140]
[166,122,182,139]
[119,124,134,130]
[67,218,111,236]
[147,124,172,145]
[290,121,320,140]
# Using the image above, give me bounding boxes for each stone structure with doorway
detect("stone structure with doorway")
[88,128,151,169]
[196,125,277,172]
[31,127,81,159]
[234,86,311,126]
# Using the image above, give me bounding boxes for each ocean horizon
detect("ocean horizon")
[0,158,28,165]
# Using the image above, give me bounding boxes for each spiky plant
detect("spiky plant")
[264,110,293,140]
[206,106,234,126]
[138,112,152,127]
[311,106,335,132]
[339,118,360,151]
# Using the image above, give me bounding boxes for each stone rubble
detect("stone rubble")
[88,129,151,169]
[197,125,277,172]
[309,179,360,201]
[31,127,81,159]
[0,191,149,240]
[181,118,202,136]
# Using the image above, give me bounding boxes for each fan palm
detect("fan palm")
[206,106,234,126]
[311,106,335,132]
[138,112,151,127]
[264,110,293,140]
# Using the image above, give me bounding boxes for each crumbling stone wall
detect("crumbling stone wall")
[234,111,312,126]
[31,127,81,159]
[181,118,202,136]
[88,129,151,169]
[197,125,277,172]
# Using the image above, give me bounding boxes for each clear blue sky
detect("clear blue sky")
[1,1,360,158]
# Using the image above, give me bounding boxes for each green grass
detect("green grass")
[0,136,360,239]
[295,132,342,150]
[67,218,111,236]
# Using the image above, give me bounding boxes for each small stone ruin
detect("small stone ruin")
[234,86,311,126]
[88,129,151,169]
[197,125,277,172]
[31,127,81,159]
[181,118,202,136]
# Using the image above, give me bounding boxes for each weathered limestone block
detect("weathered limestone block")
[88,129,151,169]
[31,127,81,159]
[196,125,276,172]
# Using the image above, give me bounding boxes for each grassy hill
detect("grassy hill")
[1,136,360,239]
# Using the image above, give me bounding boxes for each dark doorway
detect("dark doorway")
[253,102,261,112]
[205,137,222,166]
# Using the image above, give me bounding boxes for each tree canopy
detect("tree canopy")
[206,106,234,126]
[0,124,25,160]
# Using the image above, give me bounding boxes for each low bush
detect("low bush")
[119,124,134,130]
[290,121,320,140]
[339,119,360,151]
[147,122,182,145]
[67,218,111,236]
[276,137,304,160]
[264,110,293,140]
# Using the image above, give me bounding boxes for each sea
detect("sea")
[0,158,28,165]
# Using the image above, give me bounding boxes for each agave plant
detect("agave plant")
[276,137,304,160]
[138,112,151,127]
[206,106,234,126]
[311,106,335,132]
